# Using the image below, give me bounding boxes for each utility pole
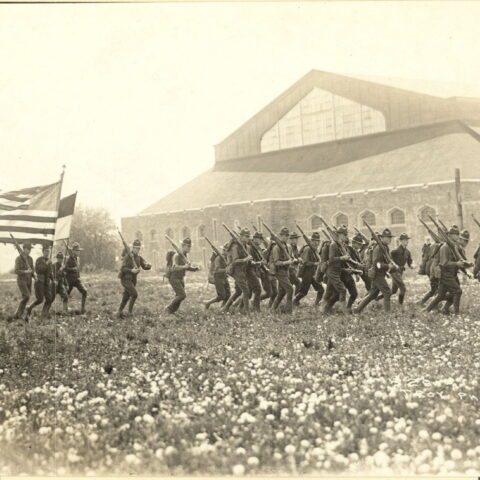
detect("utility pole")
[455,168,464,230]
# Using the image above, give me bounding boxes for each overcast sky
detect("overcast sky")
[1,1,480,271]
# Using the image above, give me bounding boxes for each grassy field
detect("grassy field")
[0,271,479,476]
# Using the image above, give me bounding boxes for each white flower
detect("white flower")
[133,442,143,452]
[236,447,246,456]
[143,414,155,424]
[155,449,164,459]
[276,432,285,441]
[38,427,51,435]
[451,449,462,460]
[247,456,259,466]
[232,464,245,476]
[284,444,296,455]
[418,430,429,440]
[164,446,177,457]
[373,450,390,468]
[75,391,88,402]
[125,454,140,465]
[88,433,98,443]
[432,432,442,441]
[300,439,310,448]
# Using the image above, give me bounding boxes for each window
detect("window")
[197,224,206,239]
[150,229,158,241]
[419,206,436,222]
[135,230,143,241]
[311,215,322,230]
[360,210,376,226]
[165,228,174,239]
[182,226,191,239]
[390,208,405,225]
[261,87,386,152]
[334,213,348,228]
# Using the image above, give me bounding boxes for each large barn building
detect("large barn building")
[122,70,480,269]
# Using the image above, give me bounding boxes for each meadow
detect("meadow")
[0,271,479,476]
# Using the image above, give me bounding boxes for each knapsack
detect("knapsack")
[164,250,176,279]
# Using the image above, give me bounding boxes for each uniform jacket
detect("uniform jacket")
[372,243,390,275]
[52,261,66,284]
[213,254,227,278]
[120,253,151,281]
[35,256,53,283]
[65,255,81,282]
[438,243,459,278]
[327,242,346,275]
[272,242,290,272]
[230,242,249,275]
[14,254,34,280]
[170,251,194,279]
[390,245,413,272]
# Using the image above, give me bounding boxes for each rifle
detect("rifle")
[353,227,369,245]
[418,216,441,243]
[204,236,223,258]
[9,232,32,273]
[362,220,399,270]
[63,239,79,268]
[472,213,480,231]
[295,222,320,262]
[118,230,139,269]
[10,233,37,281]
[223,223,250,258]
[251,223,258,233]
[261,221,291,261]
[317,217,363,269]
[165,235,192,267]
[427,215,472,275]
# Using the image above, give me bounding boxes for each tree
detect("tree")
[68,204,120,271]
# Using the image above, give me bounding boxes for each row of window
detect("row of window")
[314,205,436,230]
[134,207,437,247]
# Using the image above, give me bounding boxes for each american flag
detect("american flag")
[0,181,62,245]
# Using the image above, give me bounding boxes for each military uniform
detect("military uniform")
[390,234,413,305]
[65,242,88,314]
[48,253,69,314]
[26,248,54,319]
[419,242,441,305]
[354,229,395,314]
[260,241,278,307]
[288,233,301,295]
[165,237,198,314]
[426,227,466,315]
[205,246,231,309]
[270,227,293,314]
[293,232,323,306]
[13,243,34,319]
[245,239,262,311]
[118,239,151,317]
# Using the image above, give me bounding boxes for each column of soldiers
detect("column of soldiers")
[12,220,475,321]
[12,241,88,322]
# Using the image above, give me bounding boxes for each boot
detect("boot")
[62,300,68,313]
[81,296,87,314]
[40,303,50,319]
[314,291,323,307]
[453,293,461,315]
[383,295,391,313]
[127,297,137,317]
[338,300,349,315]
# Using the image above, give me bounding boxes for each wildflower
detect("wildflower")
[38,427,51,435]
[232,464,245,476]
[432,432,442,441]
[418,430,429,440]
[247,456,259,466]
[143,414,155,424]
[125,454,140,465]
[284,445,296,455]
[88,433,98,443]
[451,449,462,460]
[276,432,285,441]
[165,446,177,457]
[236,447,246,456]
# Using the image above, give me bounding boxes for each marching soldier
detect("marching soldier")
[260,236,278,308]
[65,242,88,314]
[165,237,199,315]
[353,228,396,314]
[117,239,152,318]
[270,227,294,314]
[352,233,371,291]
[50,252,69,313]
[288,232,301,295]
[204,243,231,310]
[390,233,413,308]
[293,231,323,307]
[13,241,34,320]
[25,244,53,320]
[425,225,467,315]
[321,226,350,314]
[419,238,442,306]
[245,232,264,311]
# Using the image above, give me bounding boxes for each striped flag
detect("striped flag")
[0,181,62,245]
[54,193,77,241]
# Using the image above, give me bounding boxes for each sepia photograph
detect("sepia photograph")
[0,1,479,477]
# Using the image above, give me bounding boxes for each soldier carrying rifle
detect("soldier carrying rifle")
[12,240,34,320]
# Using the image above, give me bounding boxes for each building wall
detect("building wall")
[122,181,480,270]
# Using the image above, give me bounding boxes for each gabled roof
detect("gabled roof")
[140,129,480,215]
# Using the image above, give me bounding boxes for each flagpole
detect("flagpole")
[52,165,66,254]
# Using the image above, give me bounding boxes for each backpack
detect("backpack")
[164,250,176,279]
[208,252,218,284]
[319,240,330,273]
